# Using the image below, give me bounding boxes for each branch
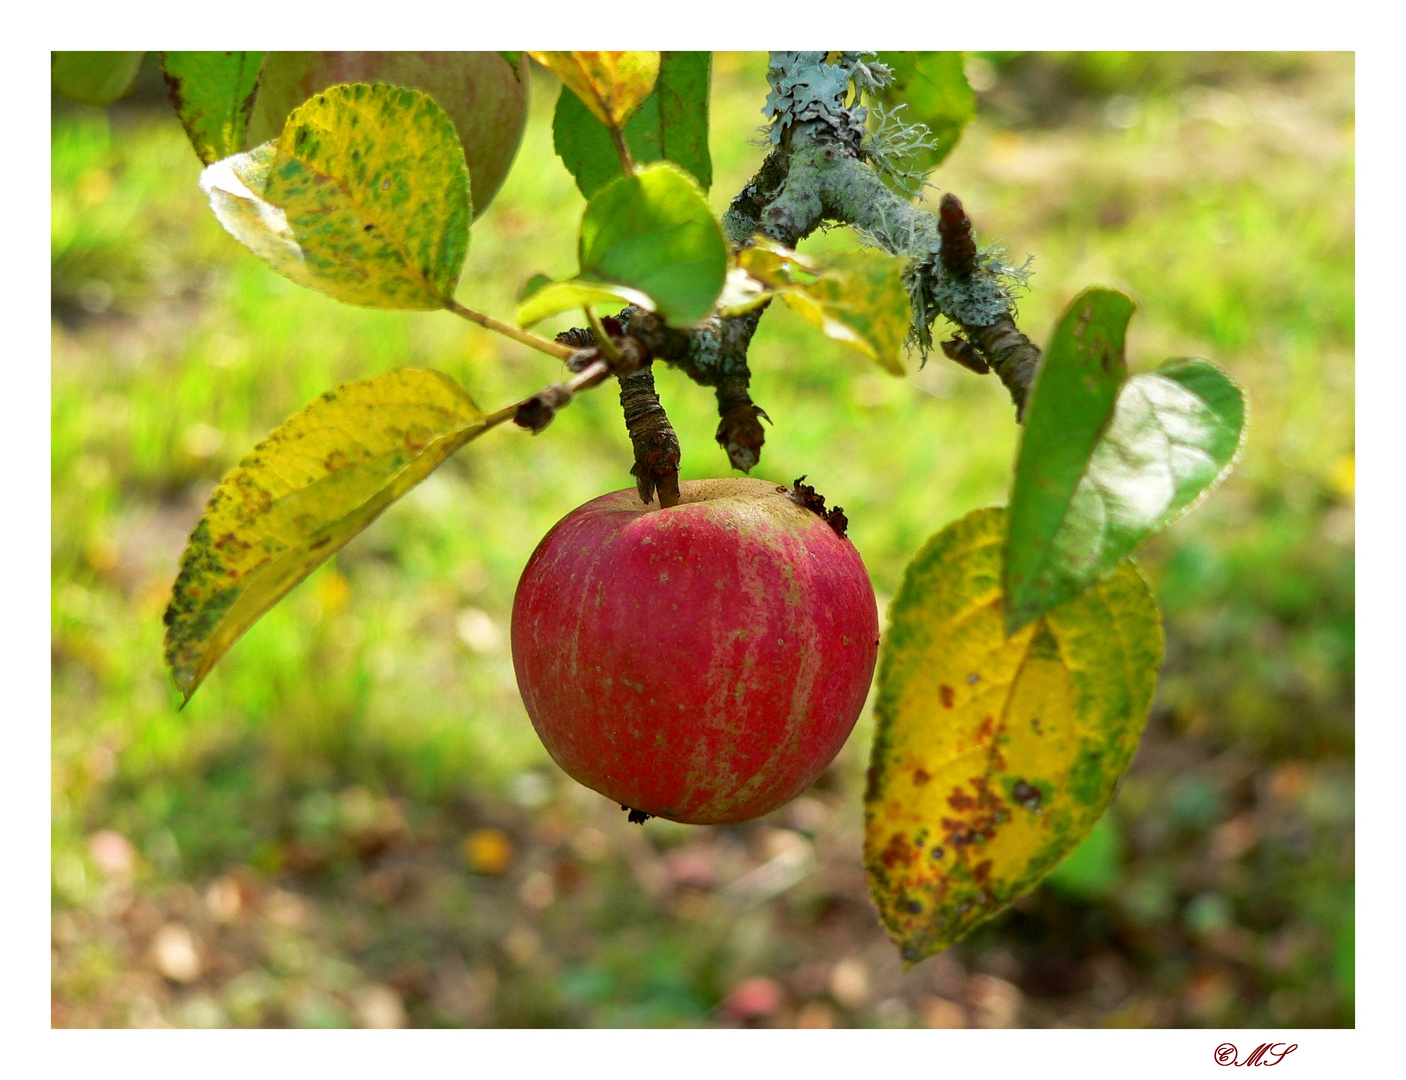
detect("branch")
[655,53,1043,422]
[561,52,1047,487]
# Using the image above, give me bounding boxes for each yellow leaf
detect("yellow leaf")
[783,249,910,375]
[865,507,1162,963]
[716,265,773,317]
[736,237,818,287]
[200,83,470,310]
[164,369,488,702]
[529,51,659,129]
[733,241,909,375]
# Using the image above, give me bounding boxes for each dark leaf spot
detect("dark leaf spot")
[939,684,955,708]
[1011,780,1042,811]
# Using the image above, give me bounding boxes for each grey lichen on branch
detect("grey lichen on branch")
[663,52,1043,423]
[576,50,1048,482]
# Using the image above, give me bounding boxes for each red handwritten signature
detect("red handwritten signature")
[1215,1043,1299,1066]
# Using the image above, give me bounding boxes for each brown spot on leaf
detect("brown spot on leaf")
[972,859,993,884]
[939,684,955,708]
[947,787,976,812]
[1011,780,1042,811]
[880,832,915,870]
[913,768,931,786]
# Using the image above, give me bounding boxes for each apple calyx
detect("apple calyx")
[785,475,849,538]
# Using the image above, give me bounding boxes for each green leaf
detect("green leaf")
[516,280,654,327]
[553,51,711,199]
[1006,288,1245,632]
[200,83,470,310]
[518,161,725,328]
[875,52,975,173]
[732,240,909,374]
[163,369,488,702]
[1005,287,1133,629]
[160,52,266,165]
[52,52,144,107]
[498,52,522,77]
[528,51,659,129]
[865,507,1162,963]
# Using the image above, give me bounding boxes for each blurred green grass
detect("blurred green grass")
[52,52,1352,1028]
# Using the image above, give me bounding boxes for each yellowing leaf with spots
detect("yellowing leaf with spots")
[865,507,1162,963]
[529,51,660,130]
[200,82,470,309]
[164,369,489,702]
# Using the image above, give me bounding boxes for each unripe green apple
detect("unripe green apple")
[247,52,529,217]
[511,478,880,825]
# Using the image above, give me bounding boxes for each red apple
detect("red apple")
[247,52,529,218]
[511,478,880,825]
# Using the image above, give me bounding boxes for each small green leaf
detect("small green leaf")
[517,280,654,327]
[779,249,910,375]
[498,52,523,77]
[1006,288,1245,632]
[519,162,725,328]
[875,52,975,173]
[163,369,488,702]
[529,51,659,129]
[52,52,145,107]
[161,51,265,165]
[1005,287,1133,630]
[200,83,470,310]
[553,51,711,199]
[866,507,1162,963]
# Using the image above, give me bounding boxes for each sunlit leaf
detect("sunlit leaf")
[529,51,659,129]
[52,52,144,107]
[736,237,818,286]
[779,249,910,375]
[1006,288,1244,631]
[517,279,654,327]
[200,83,470,310]
[164,369,489,702]
[553,51,711,199]
[246,53,528,217]
[732,241,909,374]
[866,507,1162,963]
[716,266,773,317]
[160,51,265,165]
[875,52,975,173]
[519,162,725,328]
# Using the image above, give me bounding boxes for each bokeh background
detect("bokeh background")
[51,52,1354,1029]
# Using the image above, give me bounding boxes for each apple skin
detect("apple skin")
[247,52,529,218]
[511,478,880,825]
